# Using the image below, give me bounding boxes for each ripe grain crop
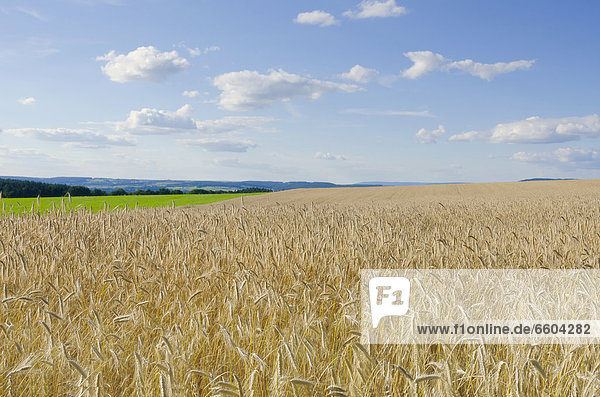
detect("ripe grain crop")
[2,180,600,396]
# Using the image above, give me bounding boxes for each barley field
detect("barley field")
[2,180,600,396]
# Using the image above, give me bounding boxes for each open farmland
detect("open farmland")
[0,193,264,215]
[2,180,600,395]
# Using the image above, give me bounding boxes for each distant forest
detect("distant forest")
[0,178,271,198]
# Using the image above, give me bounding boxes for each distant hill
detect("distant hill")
[0,176,378,192]
[9,176,574,192]
[519,178,576,182]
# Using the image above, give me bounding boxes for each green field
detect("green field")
[0,193,264,215]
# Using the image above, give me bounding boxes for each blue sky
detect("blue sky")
[1,0,599,183]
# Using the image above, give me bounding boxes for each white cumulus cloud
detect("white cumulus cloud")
[339,65,378,83]
[17,97,36,105]
[182,90,200,97]
[402,51,448,79]
[119,104,197,132]
[213,69,359,111]
[402,51,535,81]
[343,0,407,19]
[178,137,257,152]
[294,10,339,27]
[114,104,275,135]
[97,46,190,83]
[416,125,446,144]
[449,114,600,144]
[314,152,346,160]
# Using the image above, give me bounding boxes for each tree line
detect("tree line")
[0,178,271,198]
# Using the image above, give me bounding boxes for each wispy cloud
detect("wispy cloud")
[178,137,257,152]
[344,108,434,117]
[17,97,36,105]
[512,147,600,169]
[186,45,220,57]
[187,48,201,57]
[447,59,536,81]
[203,45,220,53]
[15,7,48,21]
[2,128,135,148]
[314,152,346,160]
[402,51,535,81]
[212,158,277,171]
[0,37,59,59]
[182,90,200,97]
[0,145,56,166]
[0,145,45,158]
[195,116,276,134]
[70,0,123,5]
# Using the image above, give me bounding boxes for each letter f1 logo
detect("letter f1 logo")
[369,277,411,328]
